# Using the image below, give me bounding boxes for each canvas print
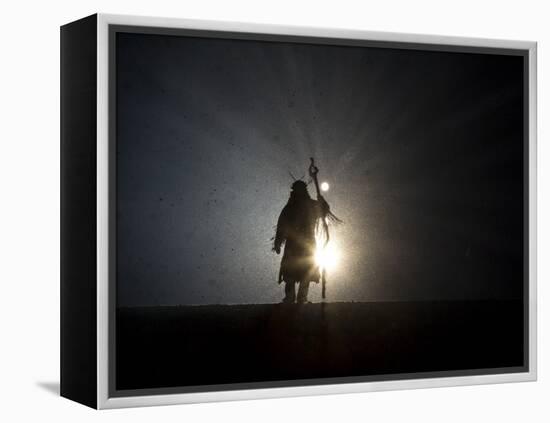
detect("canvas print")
[113,30,527,394]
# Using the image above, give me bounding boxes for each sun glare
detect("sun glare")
[315,241,340,271]
[320,182,330,191]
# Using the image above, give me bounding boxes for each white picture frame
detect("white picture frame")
[60,13,537,409]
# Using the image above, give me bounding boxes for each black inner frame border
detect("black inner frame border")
[107,23,531,398]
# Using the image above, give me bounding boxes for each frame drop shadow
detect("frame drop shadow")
[36,381,60,396]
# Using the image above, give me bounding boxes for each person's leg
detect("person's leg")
[283,281,296,303]
[297,281,310,304]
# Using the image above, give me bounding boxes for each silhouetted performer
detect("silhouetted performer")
[273,159,340,303]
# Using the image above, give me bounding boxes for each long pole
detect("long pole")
[309,157,328,299]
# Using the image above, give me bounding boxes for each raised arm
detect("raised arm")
[309,157,321,200]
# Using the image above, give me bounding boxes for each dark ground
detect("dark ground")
[116,300,524,392]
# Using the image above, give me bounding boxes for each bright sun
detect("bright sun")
[315,241,340,271]
[320,181,330,191]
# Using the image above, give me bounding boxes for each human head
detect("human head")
[291,180,308,193]
[290,180,311,201]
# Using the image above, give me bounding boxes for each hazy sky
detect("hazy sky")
[116,31,525,306]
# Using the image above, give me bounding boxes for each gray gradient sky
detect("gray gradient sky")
[116,32,524,306]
